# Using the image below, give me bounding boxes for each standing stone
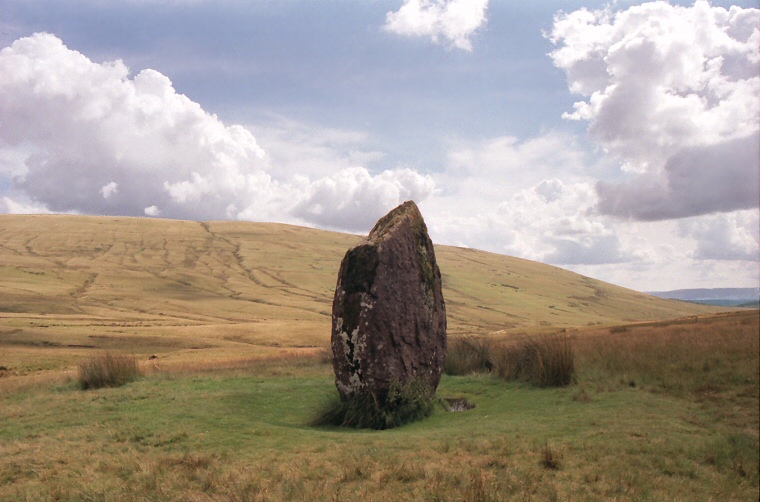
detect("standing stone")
[331,200,447,401]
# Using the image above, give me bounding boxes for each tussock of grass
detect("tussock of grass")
[540,442,562,470]
[77,352,142,390]
[495,335,576,387]
[444,337,492,375]
[446,335,576,387]
[312,378,435,430]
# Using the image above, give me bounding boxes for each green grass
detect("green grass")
[1,373,755,500]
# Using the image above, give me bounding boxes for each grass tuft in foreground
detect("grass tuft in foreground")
[312,378,436,430]
[540,442,562,470]
[77,352,142,390]
[446,335,576,387]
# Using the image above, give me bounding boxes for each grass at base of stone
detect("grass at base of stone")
[311,378,436,430]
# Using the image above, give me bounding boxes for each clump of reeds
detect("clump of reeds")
[311,378,435,430]
[77,352,142,390]
[445,335,576,387]
[494,335,576,387]
[444,337,492,376]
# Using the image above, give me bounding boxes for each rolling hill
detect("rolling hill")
[0,214,722,372]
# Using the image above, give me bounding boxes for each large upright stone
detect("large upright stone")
[331,200,447,401]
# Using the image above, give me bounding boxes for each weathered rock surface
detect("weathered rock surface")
[331,200,447,400]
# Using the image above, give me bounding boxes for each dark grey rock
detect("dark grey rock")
[331,200,447,400]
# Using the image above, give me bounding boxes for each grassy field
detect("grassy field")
[0,215,757,500]
[1,311,757,501]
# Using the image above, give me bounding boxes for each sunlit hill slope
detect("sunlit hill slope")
[0,214,721,372]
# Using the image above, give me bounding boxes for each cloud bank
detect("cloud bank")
[384,0,489,51]
[549,0,760,220]
[423,133,636,268]
[0,33,434,230]
[679,210,760,262]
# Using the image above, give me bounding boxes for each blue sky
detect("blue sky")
[1,0,758,291]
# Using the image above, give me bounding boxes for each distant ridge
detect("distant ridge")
[647,288,760,301]
[647,288,760,308]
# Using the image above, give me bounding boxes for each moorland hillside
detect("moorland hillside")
[0,214,722,371]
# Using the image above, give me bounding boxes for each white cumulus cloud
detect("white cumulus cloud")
[422,133,632,267]
[0,196,53,215]
[548,1,760,220]
[99,181,118,199]
[0,33,435,230]
[291,167,436,232]
[144,205,161,217]
[384,0,489,51]
[427,174,631,267]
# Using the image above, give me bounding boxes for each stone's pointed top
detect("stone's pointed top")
[369,200,424,241]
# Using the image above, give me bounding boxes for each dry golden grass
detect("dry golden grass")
[0,370,74,399]
[0,214,724,378]
[145,347,332,377]
[572,310,760,396]
[0,310,757,500]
